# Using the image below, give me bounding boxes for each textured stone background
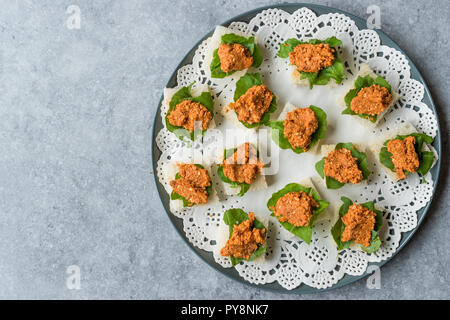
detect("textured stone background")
[0,0,448,299]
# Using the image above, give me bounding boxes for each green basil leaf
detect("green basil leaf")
[315,158,325,178]
[361,230,382,254]
[325,176,345,189]
[277,38,302,58]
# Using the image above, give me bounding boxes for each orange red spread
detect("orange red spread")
[222,143,264,185]
[228,85,273,124]
[167,100,212,133]
[220,212,266,260]
[218,43,253,73]
[284,107,318,150]
[350,84,391,116]
[387,136,419,179]
[169,164,211,205]
[271,191,318,227]
[341,203,376,247]
[324,148,363,184]
[289,43,335,73]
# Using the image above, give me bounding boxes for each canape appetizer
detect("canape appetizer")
[164,83,215,142]
[222,72,277,129]
[370,122,435,182]
[340,63,399,127]
[218,209,267,266]
[205,26,263,79]
[315,143,371,189]
[267,179,329,243]
[331,197,383,254]
[269,102,327,154]
[277,37,345,88]
[166,162,218,213]
[217,142,266,197]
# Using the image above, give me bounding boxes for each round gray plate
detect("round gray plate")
[151,3,442,293]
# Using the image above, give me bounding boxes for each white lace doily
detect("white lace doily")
[155,8,439,290]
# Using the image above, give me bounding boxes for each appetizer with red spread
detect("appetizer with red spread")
[269,102,327,154]
[316,143,371,189]
[277,37,345,88]
[267,180,329,243]
[332,197,383,253]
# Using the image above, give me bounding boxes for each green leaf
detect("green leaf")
[233,73,277,127]
[361,230,382,254]
[331,218,352,251]
[170,190,191,207]
[210,33,263,79]
[332,197,383,253]
[252,44,263,68]
[325,176,345,189]
[223,208,267,266]
[165,83,214,141]
[267,183,329,244]
[379,133,434,180]
[338,196,354,216]
[234,73,262,100]
[299,71,319,89]
[342,74,392,123]
[268,105,327,154]
[315,158,325,178]
[277,38,302,58]
[314,58,345,85]
[278,37,344,88]
[190,92,214,114]
[418,151,434,178]
[379,146,395,170]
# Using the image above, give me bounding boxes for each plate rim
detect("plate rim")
[150,3,443,294]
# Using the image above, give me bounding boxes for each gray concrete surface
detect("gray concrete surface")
[0,0,448,299]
